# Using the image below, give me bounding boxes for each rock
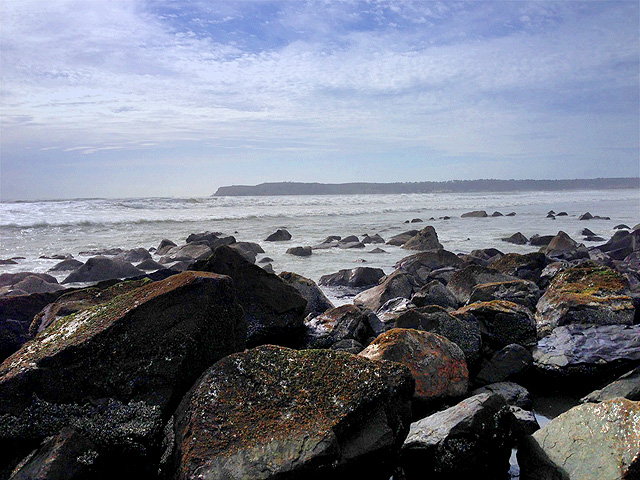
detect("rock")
[330,339,364,354]
[319,267,385,288]
[395,249,464,286]
[6,275,66,296]
[490,252,548,283]
[320,235,341,243]
[170,345,414,480]
[410,218,423,223]
[556,212,568,216]
[401,393,514,478]
[9,427,98,480]
[261,263,274,274]
[258,257,273,263]
[228,242,263,263]
[585,235,606,242]
[77,248,123,256]
[375,297,416,325]
[136,258,164,271]
[369,247,387,254]
[517,398,640,480]
[461,210,488,218]
[386,230,419,246]
[474,344,533,386]
[0,272,59,289]
[61,256,144,284]
[468,279,541,311]
[359,329,468,407]
[305,304,375,349]
[532,324,640,388]
[547,210,556,216]
[156,239,177,256]
[506,212,517,216]
[286,246,312,257]
[543,231,588,260]
[615,224,631,230]
[338,241,365,249]
[460,248,504,266]
[534,262,635,338]
[362,233,385,244]
[40,254,73,260]
[510,406,540,437]
[529,234,554,247]
[597,230,636,260]
[455,300,537,352]
[189,245,307,347]
[339,235,360,244]
[0,272,246,473]
[278,271,333,318]
[579,212,594,220]
[471,381,533,409]
[354,271,415,312]
[265,229,292,241]
[410,280,459,309]
[114,248,151,263]
[581,366,640,403]
[0,259,18,265]
[48,258,84,272]
[158,243,213,264]
[447,265,517,304]
[546,213,555,218]
[492,211,504,217]
[501,232,528,245]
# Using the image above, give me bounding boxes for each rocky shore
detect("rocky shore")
[0,217,639,479]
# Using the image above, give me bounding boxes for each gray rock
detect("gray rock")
[543,231,589,260]
[304,304,374,349]
[330,338,364,354]
[114,247,151,263]
[135,258,164,271]
[319,267,385,288]
[461,210,489,218]
[155,239,176,256]
[62,256,144,284]
[509,405,540,437]
[475,344,533,386]
[77,248,123,256]
[529,234,554,247]
[395,249,464,286]
[229,242,264,263]
[354,271,415,312]
[158,243,213,263]
[362,233,385,244]
[369,247,387,254]
[597,230,637,260]
[279,271,333,318]
[7,276,66,296]
[447,265,518,304]
[471,381,533,409]
[265,229,291,241]
[402,226,443,251]
[492,211,504,217]
[410,280,459,309]
[286,246,312,257]
[48,258,84,272]
[468,279,540,311]
[502,232,528,245]
[581,366,640,403]
[386,230,419,246]
[0,272,59,288]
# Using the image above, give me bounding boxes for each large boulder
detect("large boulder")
[0,272,245,474]
[517,398,640,480]
[158,244,213,264]
[597,230,637,260]
[286,246,312,257]
[581,365,640,403]
[169,345,414,480]
[543,231,588,260]
[114,248,152,263]
[386,230,419,246]
[228,241,264,263]
[395,249,464,286]
[49,258,84,272]
[62,256,144,284]
[490,252,548,283]
[189,245,307,347]
[359,329,468,407]
[502,232,528,245]
[319,267,385,288]
[474,343,533,386]
[1,275,66,297]
[447,265,518,305]
[304,304,375,349]
[278,271,334,318]
[354,271,415,312]
[534,262,635,338]
[156,239,177,256]
[401,393,514,479]
[468,279,541,312]
[402,226,443,251]
[410,280,459,310]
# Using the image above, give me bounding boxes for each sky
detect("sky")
[1,0,638,200]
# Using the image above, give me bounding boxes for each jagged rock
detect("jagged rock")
[359,329,468,407]
[459,248,504,266]
[534,262,635,338]
[286,246,312,257]
[474,344,533,386]
[61,256,144,284]
[581,366,640,403]
[304,304,375,349]
[158,244,213,264]
[189,245,307,347]
[395,249,464,286]
[279,272,333,318]
[261,263,275,274]
[468,279,541,311]
[517,398,640,480]
[156,239,177,256]
[330,339,364,354]
[502,232,528,245]
[401,393,514,479]
[491,252,548,283]
[354,271,415,312]
[48,258,84,272]
[455,300,537,352]
[114,248,151,263]
[136,258,164,271]
[170,345,414,480]
[369,247,387,254]
[402,226,443,251]
[410,280,459,309]
[447,265,517,304]
[338,241,365,249]
[510,406,540,437]
[579,212,593,220]
[386,230,419,246]
[461,210,488,218]
[375,298,416,326]
[265,229,292,241]
[319,267,385,288]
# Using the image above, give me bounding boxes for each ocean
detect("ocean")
[1,189,638,306]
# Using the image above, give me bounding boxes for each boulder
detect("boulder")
[492,211,504,217]
[228,242,264,263]
[158,243,213,264]
[362,233,385,244]
[468,279,541,311]
[502,232,528,245]
[0,272,246,473]
[597,230,636,260]
[386,230,419,246]
[401,393,514,479]
[529,234,554,247]
[517,398,640,480]
[460,248,504,266]
[77,248,123,256]
[474,343,533,386]
[156,239,177,256]
[369,247,387,254]
[447,265,517,304]
[581,366,640,403]
[331,338,364,354]
[189,245,307,347]
[48,258,84,272]
[114,248,152,263]
[338,241,365,249]
[0,259,18,265]
[4,275,66,296]
[471,381,533,410]
[286,246,312,257]
[543,231,588,260]
[359,329,468,407]
[185,231,223,244]
[319,267,385,288]
[136,258,165,271]
[395,249,464,285]
[506,212,517,216]
[61,256,144,284]
[615,224,631,230]
[0,272,59,289]
[579,212,593,220]
[169,345,414,480]
[534,262,635,338]
[265,229,292,241]
[410,280,459,309]
[461,210,488,218]
[304,304,375,349]
[354,271,415,312]
[455,300,537,352]
[278,271,333,318]
[375,297,416,325]
[402,226,443,251]
[490,252,548,283]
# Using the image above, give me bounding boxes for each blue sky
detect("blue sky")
[1,0,638,200]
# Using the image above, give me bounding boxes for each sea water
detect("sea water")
[1,189,638,304]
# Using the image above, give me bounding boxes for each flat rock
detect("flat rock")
[158,243,213,264]
[461,210,488,218]
[468,279,540,312]
[114,248,151,263]
[286,246,312,257]
[490,252,548,283]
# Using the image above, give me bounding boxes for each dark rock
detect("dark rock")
[474,344,533,386]
[135,258,164,271]
[461,210,488,218]
[517,398,640,480]
[330,339,364,354]
[546,213,555,219]
[261,263,275,274]
[185,231,223,244]
[265,229,292,241]
[321,235,341,243]
[286,246,312,257]
[39,254,73,260]
[319,267,385,288]
[584,235,606,242]
[77,248,123,256]
[0,272,59,288]
[362,233,385,244]
[354,271,414,312]
[402,393,514,479]
[278,271,333,318]
[468,279,541,311]
[579,212,594,220]
[395,249,464,286]
[447,265,517,304]
[460,248,504,266]
[410,218,423,223]
[189,245,307,348]
[158,244,213,264]
[597,230,636,260]
[339,235,360,244]
[61,256,144,284]
[2,276,66,296]
[374,297,415,325]
[506,212,517,216]
[501,232,528,245]
[155,239,177,256]
[615,224,631,230]
[338,241,365,249]
[360,329,468,407]
[581,366,640,403]
[369,247,387,253]
[0,259,18,265]
[114,248,151,263]
[490,252,548,283]
[170,345,414,480]
[471,381,533,409]
[534,262,635,338]
[402,226,443,251]
[543,231,588,260]
[556,212,568,216]
[439,216,451,220]
[49,258,84,272]
[410,280,459,309]
[547,210,556,216]
[258,257,273,263]
[529,234,554,247]
[455,300,537,352]
[386,230,419,246]
[305,304,375,349]
[491,211,504,217]
[581,228,597,236]
[509,406,540,437]
[228,242,264,263]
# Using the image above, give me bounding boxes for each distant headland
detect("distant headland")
[214,177,639,196]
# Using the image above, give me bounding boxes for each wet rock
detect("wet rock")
[543,231,588,260]
[158,243,213,264]
[506,212,517,216]
[471,381,533,410]
[330,339,364,354]
[228,242,264,263]
[369,247,387,254]
[402,226,443,251]
[510,406,540,437]
[48,258,84,272]
[0,272,59,289]
[156,239,177,256]
[395,249,464,286]
[529,234,554,247]
[579,212,593,220]
[136,258,164,271]
[502,232,528,245]
[258,257,273,263]
[584,235,606,242]
[0,259,18,265]
[461,210,488,218]
[3,275,66,296]
[615,224,631,230]
[114,248,152,263]
[517,398,640,480]
[375,297,416,326]
[261,263,275,274]
[359,329,468,407]
[61,256,144,284]
[410,280,459,309]
[581,366,640,403]
[286,246,312,257]
[401,393,514,479]
[490,252,548,283]
[319,267,385,288]
[386,230,419,246]
[468,279,541,311]
[534,262,635,338]
[354,271,415,312]
[170,345,414,480]
[278,271,333,318]
[338,241,365,249]
[362,233,385,244]
[189,245,307,348]
[492,211,504,217]
[447,265,517,304]
[597,230,637,260]
[265,229,292,241]
[474,344,533,386]
[460,248,504,266]
[305,304,375,349]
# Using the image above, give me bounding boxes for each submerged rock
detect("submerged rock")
[461,210,488,218]
[286,246,312,257]
[502,232,528,245]
[48,258,84,272]
[170,345,414,480]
